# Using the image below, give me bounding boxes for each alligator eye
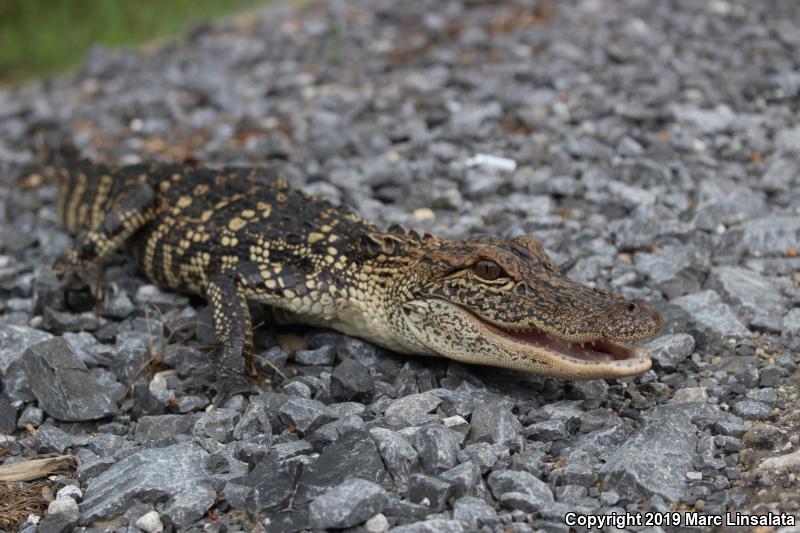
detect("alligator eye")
[472,259,504,280]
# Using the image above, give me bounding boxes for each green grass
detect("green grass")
[0,0,266,82]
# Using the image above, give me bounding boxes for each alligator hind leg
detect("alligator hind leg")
[53,182,156,278]
[206,273,262,404]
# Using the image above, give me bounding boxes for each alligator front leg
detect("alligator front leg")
[206,273,262,404]
[53,182,156,279]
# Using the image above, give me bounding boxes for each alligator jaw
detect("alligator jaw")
[459,306,653,377]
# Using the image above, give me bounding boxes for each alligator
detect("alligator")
[49,149,662,400]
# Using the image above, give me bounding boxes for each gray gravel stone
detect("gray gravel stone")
[634,244,711,299]
[565,380,609,406]
[0,323,52,372]
[308,414,365,449]
[278,397,336,436]
[732,400,774,421]
[168,484,217,530]
[37,424,81,453]
[224,457,299,515]
[298,429,386,503]
[337,336,385,367]
[80,442,214,527]
[439,461,480,498]
[193,408,240,443]
[706,266,786,332]
[40,308,100,335]
[0,397,17,433]
[555,484,588,504]
[550,460,598,487]
[22,338,117,421]
[724,216,800,257]
[269,439,314,462]
[672,290,752,344]
[0,324,51,401]
[776,125,800,152]
[459,443,504,474]
[135,414,196,442]
[413,426,461,474]
[310,478,387,529]
[672,104,737,134]
[761,157,798,193]
[524,418,579,441]
[384,392,443,421]
[759,365,785,388]
[330,357,375,402]
[382,496,431,523]
[644,334,695,371]
[62,331,114,367]
[294,345,336,366]
[694,184,767,231]
[747,388,777,407]
[370,427,419,491]
[468,402,522,449]
[715,417,748,438]
[782,308,800,350]
[233,400,273,442]
[40,497,80,533]
[390,519,465,533]
[601,414,697,503]
[112,331,155,386]
[452,496,497,527]
[408,473,453,511]
[329,401,366,418]
[671,387,709,404]
[487,470,554,512]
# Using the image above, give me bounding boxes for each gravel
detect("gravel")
[600,413,697,503]
[80,442,215,527]
[1,0,799,530]
[22,338,118,421]
[645,333,696,371]
[309,478,388,529]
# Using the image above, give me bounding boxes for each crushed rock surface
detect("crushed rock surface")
[1,0,800,531]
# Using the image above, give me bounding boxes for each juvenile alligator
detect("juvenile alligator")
[50,149,662,399]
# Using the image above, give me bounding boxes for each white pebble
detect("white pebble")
[464,153,517,172]
[47,497,79,515]
[56,484,83,501]
[412,207,435,221]
[442,415,468,428]
[150,369,177,391]
[136,510,164,533]
[365,513,389,533]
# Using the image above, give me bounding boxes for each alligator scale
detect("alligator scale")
[51,152,663,399]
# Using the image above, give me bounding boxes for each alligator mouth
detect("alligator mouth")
[461,307,651,371]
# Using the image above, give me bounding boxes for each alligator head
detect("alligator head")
[388,233,662,379]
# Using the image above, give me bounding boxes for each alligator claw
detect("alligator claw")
[210,372,264,407]
[52,254,76,281]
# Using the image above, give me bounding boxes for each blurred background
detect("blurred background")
[0,0,267,83]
